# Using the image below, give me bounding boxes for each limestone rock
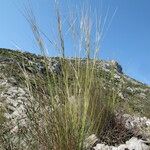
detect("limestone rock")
[93,137,150,150]
[84,134,99,149]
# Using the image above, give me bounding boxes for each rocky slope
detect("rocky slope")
[0,48,150,149]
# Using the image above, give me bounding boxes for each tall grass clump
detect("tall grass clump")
[7,2,117,150]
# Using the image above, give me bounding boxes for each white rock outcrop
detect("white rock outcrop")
[93,137,150,150]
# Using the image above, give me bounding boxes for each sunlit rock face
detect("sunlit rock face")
[0,74,29,149]
[110,60,123,74]
[84,134,150,150]
[93,137,150,150]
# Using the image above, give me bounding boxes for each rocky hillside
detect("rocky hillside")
[0,48,150,116]
[0,48,150,150]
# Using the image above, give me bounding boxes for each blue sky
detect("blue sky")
[0,0,150,85]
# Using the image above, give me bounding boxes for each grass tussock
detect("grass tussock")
[0,2,120,150]
[21,4,118,149]
[22,57,117,150]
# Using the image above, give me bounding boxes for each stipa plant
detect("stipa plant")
[11,2,118,150]
[22,60,117,150]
